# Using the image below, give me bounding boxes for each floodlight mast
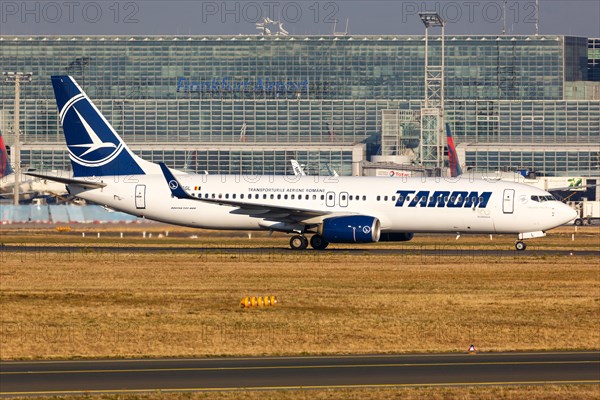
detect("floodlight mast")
[2,72,32,205]
[418,12,445,173]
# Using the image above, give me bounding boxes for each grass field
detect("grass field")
[1,226,598,360]
[19,385,600,400]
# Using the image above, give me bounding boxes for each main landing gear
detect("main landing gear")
[515,241,527,251]
[289,235,308,250]
[289,234,329,250]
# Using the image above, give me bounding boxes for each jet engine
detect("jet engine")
[319,216,381,243]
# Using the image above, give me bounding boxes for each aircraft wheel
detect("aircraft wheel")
[290,235,308,250]
[515,241,527,251]
[310,234,329,250]
[574,218,583,226]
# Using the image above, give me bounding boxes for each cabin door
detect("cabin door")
[135,185,146,209]
[502,189,515,214]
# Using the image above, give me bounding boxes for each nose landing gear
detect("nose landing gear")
[515,241,527,251]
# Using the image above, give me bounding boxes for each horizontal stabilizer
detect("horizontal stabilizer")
[25,172,106,189]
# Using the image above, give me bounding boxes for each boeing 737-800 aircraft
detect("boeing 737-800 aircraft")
[28,76,577,250]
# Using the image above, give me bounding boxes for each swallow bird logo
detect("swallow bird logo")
[63,97,124,168]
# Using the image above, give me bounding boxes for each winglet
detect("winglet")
[159,162,193,199]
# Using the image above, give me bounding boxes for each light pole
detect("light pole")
[418,12,445,173]
[3,72,33,205]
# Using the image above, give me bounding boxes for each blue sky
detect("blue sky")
[1,1,598,37]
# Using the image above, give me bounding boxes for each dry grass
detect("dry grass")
[0,225,599,250]
[12,385,600,400]
[1,231,599,360]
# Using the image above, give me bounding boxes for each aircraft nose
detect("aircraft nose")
[558,203,578,225]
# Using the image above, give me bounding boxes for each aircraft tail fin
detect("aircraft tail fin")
[290,159,306,176]
[51,76,157,177]
[0,131,14,178]
[446,123,463,178]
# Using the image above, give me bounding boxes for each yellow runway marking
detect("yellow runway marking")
[2,380,599,396]
[1,360,598,375]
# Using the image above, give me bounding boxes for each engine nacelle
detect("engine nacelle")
[379,232,414,242]
[319,216,381,243]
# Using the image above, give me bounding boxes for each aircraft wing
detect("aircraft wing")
[25,172,107,189]
[159,163,347,224]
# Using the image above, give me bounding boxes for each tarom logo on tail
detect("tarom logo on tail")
[51,76,147,177]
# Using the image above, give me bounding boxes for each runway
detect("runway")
[2,244,599,258]
[1,352,599,396]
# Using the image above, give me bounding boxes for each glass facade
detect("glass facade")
[465,149,598,177]
[589,38,600,82]
[0,35,597,176]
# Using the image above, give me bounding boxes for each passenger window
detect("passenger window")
[291,194,295,200]
[313,195,317,200]
[240,194,244,199]
[362,195,366,201]
[377,196,381,201]
[398,195,404,202]
[349,195,353,200]
[321,195,325,200]
[225,194,229,199]
[270,194,274,199]
[392,196,396,201]
[384,196,388,201]
[263,194,267,199]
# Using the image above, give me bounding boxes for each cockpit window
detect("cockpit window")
[531,195,556,202]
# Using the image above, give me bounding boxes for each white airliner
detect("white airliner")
[28,76,577,250]
[0,132,69,201]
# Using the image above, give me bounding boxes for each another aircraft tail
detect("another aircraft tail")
[0,131,14,178]
[290,159,306,176]
[446,123,463,178]
[51,76,157,177]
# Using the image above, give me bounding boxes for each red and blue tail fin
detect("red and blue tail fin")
[0,132,14,178]
[446,123,463,178]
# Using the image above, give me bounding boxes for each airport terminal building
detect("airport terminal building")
[0,34,598,177]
